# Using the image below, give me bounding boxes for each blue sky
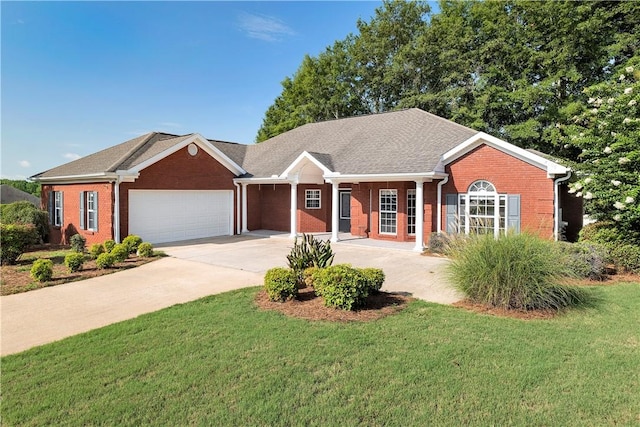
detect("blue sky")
[1,1,386,180]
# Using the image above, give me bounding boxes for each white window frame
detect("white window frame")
[86,191,97,231]
[379,189,397,235]
[53,191,63,227]
[458,180,507,238]
[407,189,416,235]
[305,189,321,210]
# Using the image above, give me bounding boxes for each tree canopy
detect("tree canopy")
[256,0,639,158]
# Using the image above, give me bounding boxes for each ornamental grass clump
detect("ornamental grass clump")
[287,234,335,286]
[449,233,591,311]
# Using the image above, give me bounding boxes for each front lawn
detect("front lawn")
[0,246,160,295]
[2,283,639,426]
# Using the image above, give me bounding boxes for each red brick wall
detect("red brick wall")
[442,144,556,239]
[119,146,238,240]
[257,184,290,232]
[350,184,371,237]
[246,184,262,231]
[297,184,331,233]
[41,183,114,245]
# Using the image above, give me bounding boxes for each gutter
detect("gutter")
[436,175,449,233]
[553,171,572,241]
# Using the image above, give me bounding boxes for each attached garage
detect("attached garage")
[128,190,234,244]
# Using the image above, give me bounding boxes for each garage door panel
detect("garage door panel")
[129,190,232,244]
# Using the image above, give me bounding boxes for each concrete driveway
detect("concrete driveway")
[1,234,459,356]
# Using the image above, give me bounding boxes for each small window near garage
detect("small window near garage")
[80,191,99,231]
[305,189,321,209]
[380,189,397,234]
[407,189,416,235]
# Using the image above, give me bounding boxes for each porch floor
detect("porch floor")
[245,230,416,252]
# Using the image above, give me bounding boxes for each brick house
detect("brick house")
[31,108,582,250]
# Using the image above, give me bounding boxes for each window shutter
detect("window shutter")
[507,194,521,234]
[79,192,85,230]
[48,191,54,225]
[445,194,458,233]
[94,192,98,232]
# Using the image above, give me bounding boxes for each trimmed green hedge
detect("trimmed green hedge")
[0,224,38,265]
[313,264,370,311]
[264,267,298,302]
[31,259,53,282]
[64,253,86,273]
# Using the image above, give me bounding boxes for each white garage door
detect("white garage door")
[129,190,233,244]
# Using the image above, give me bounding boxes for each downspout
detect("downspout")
[436,175,449,234]
[553,171,572,241]
[113,176,121,243]
[233,182,241,235]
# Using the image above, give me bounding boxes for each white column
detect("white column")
[241,183,248,233]
[414,180,424,252]
[331,182,339,242]
[290,182,298,238]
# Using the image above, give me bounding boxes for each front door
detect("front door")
[339,191,351,232]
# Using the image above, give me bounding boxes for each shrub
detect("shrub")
[122,235,143,254]
[448,233,591,311]
[610,244,640,275]
[103,239,116,253]
[0,224,38,265]
[578,221,638,246]
[360,267,385,293]
[264,267,298,302]
[137,242,154,258]
[556,242,609,281]
[89,243,105,259]
[69,234,86,253]
[30,259,53,282]
[314,264,369,310]
[428,233,450,254]
[287,234,335,286]
[110,243,129,263]
[95,252,116,269]
[64,252,85,273]
[0,201,49,242]
[302,266,320,288]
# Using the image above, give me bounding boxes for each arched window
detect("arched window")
[459,180,507,236]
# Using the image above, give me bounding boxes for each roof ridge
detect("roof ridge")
[106,132,157,172]
[414,109,478,134]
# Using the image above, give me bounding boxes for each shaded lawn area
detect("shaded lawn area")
[2,284,639,426]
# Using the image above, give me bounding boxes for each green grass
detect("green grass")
[2,284,639,426]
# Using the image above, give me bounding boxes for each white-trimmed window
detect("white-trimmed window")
[305,189,321,209]
[49,191,63,226]
[407,189,416,235]
[458,180,506,237]
[380,189,397,234]
[80,191,99,231]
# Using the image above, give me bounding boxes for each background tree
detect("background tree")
[1,179,41,197]
[560,57,640,243]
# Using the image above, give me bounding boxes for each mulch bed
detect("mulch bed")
[255,286,413,322]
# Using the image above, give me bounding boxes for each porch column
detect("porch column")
[414,180,424,252]
[331,182,339,242]
[241,183,248,233]
[290,182,298,238]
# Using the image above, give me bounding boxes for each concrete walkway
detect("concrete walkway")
[1,234,460,356]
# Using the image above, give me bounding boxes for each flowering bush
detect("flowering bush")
[562,57,640,244]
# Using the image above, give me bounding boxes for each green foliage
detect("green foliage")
[0,224,38,265]
[610,244,640,275]
[449,233,591,310]
[110,244,129,263]
[313,264,370,311]
[0,179,41,196]
[136,242,154,258]
[103,240,116,253]
[556,242,609,281]
[359,267,385,293]
[64,252,85,273]
[578,221,627,246]
[69,234,86,253]
[0,201,49,242]
[302,266,320,288]
[287,234,335,285]
[562,57,640,243]
[30,259,53,282]
[263,267,298,302]
[428,232,452,255]
[95,253,116,269]
[122,235,143,254]
[89,243,105,260]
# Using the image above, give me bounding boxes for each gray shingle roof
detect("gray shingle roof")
[238,108,478,178]
[0,185,40,206]
[32,109,479,180]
